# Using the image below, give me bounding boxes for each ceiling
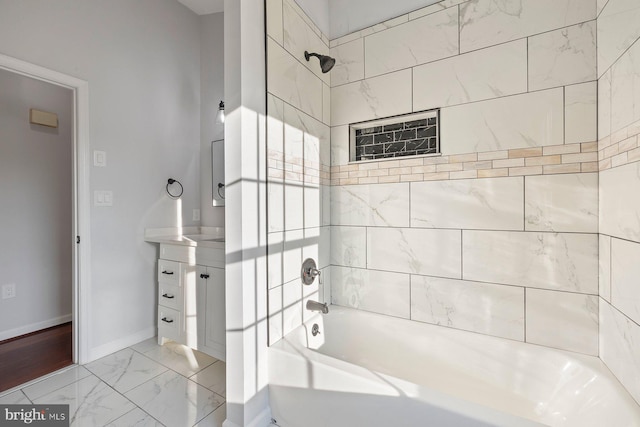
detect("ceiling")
[177,0,223,15]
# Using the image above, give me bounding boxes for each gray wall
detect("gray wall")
[0,68,73,339]
[0,0,203,360]
[200,12,226,227]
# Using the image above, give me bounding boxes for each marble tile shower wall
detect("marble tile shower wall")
[329,0,600,356]
[266,0,332,345]
[597,0,640,405]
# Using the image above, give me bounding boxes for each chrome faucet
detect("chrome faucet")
[301,258,321,285]
[306,300,329,314]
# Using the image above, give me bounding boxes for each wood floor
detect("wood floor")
[0,323,73,393]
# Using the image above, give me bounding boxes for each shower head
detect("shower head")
[304,51,336,73]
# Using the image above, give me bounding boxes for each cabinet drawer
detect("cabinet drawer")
[158,306,181,342]
[158,283,182,311]
[158,259,181,285]
[160,244,196,264]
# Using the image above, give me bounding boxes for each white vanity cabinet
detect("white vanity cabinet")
[196,265,225,360]
[156,242,226,361]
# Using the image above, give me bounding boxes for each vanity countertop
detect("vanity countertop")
[144,227,225,249]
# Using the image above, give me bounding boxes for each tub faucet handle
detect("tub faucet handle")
[301,258,321,285]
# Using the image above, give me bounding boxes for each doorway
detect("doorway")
[0,54,91,390]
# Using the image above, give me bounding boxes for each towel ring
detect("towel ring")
[166,178,183,199]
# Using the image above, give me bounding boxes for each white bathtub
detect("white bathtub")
[268,306,640,427]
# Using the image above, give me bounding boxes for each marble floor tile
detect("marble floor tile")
[131,337,162,354]
[7,338,227,427]
[86,348,168,393]
[125,370,224,427]
[194,404,226,427]
[142,341,217,377]
[190,362,226,397]
[106,408,164,427]
[22,366,92,401]
[34,375,135,427]
[0,390,30,404]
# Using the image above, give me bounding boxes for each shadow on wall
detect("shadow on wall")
[264,106,331,345]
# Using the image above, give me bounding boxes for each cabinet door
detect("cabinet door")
[181,263,198,348]
[205,267,226,360]
[195,265,208,351]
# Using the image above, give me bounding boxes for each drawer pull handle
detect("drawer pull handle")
[161,317,174,324]
[200,274,210,279]
[162,270,174,275]
[162,293,175,299]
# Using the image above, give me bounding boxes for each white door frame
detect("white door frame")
[0,53,91,364]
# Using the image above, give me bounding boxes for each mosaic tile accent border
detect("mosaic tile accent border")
[330,142,598,186]
[599,119,640,171]
[267,151,331,185]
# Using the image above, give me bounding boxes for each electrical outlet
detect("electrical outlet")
[193,209,200,221]
[2,283,16,299]
[93,150,107,167]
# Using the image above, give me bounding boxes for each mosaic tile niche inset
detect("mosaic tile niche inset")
[353,111,439,161]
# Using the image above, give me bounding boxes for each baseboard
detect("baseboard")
[0,314,72,342]
[247,407,273,427]
[222,406,272,427]
[87,326,156,363]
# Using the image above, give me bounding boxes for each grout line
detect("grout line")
[330,0,474,47]
[596,295,600,358]
[523,288,527,342]
[596,0,612,20]
[460,229,464,279]
[362,35,367,82]
[597,29,640,79]
[458,4,461,56]
[605,296,640,330]
[407,182,412,227]
[410,67,414,112]
[595,13,599,85]
[331,264,599,296]
[600,232,640,246]
[526,36,529,93]
[563,86,566,144]
[331,18,600,91]
[327,224,599,236]
[409,274,413,320]
[523,176,526,231]
[3,364,80,402]
[365,225,368,269]
[286,0,327,48]
[609,235,613,300]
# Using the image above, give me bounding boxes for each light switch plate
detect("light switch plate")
[93,150,107,167]
[94,190,113,206]
[193,209,200,221]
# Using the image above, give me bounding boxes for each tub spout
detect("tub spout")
[306,300,329,314]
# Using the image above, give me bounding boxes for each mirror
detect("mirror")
[212,139,225,207]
